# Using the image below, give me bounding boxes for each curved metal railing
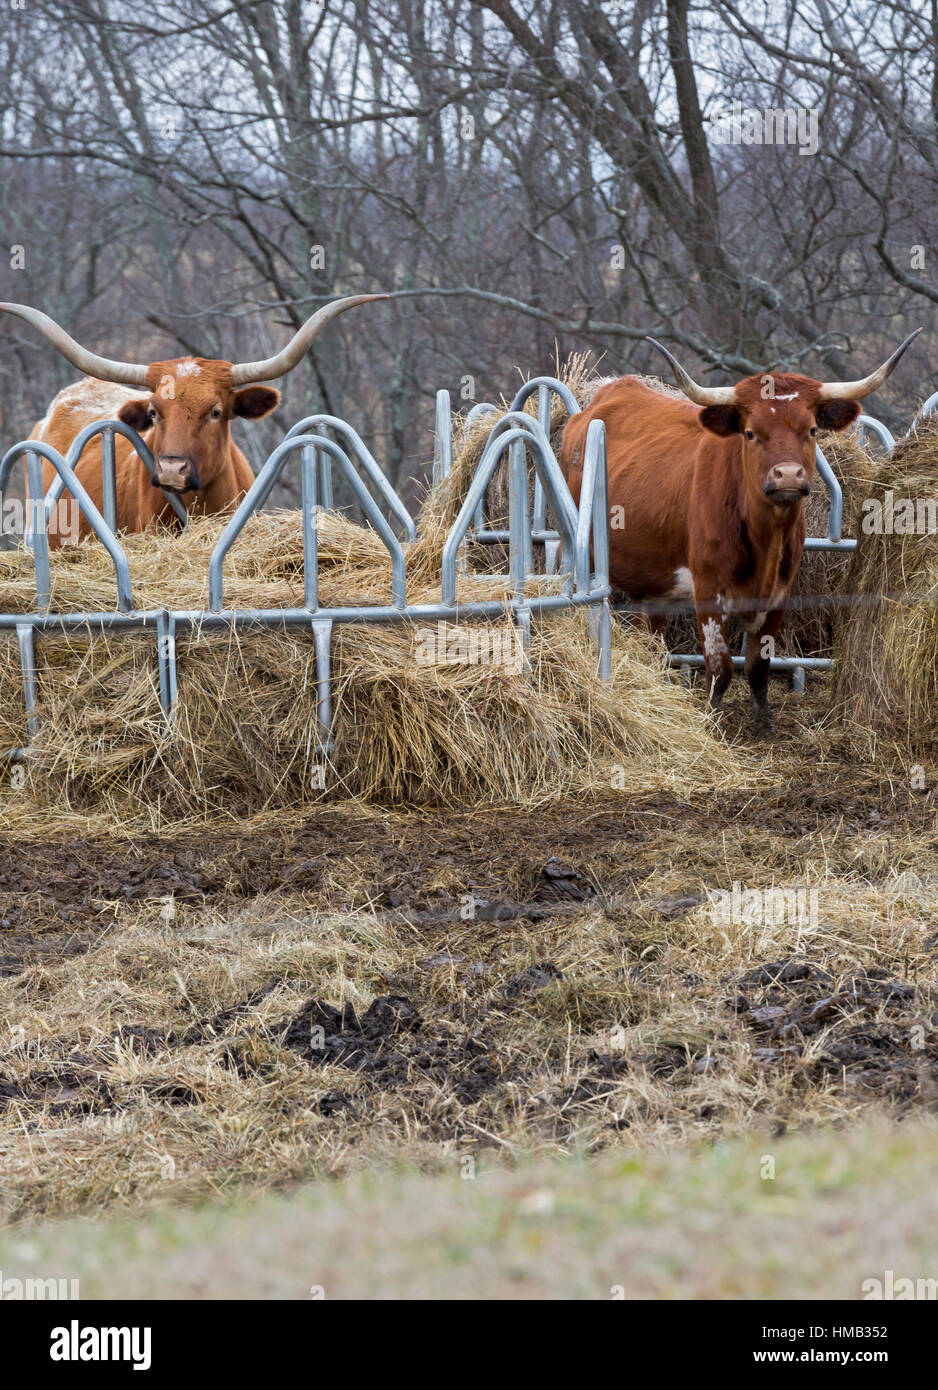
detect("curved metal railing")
[0,390,613,759]
[2,370,916,762]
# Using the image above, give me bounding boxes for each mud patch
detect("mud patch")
[731,957,938,1105]
[270,993,504,1109]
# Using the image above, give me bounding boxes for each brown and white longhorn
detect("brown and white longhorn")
[561,330,921,728]
[1,295,385,546]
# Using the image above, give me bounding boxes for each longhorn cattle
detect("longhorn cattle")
[0,295,385,547]
[561,332,920,728]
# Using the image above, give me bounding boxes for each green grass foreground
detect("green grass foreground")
[2,1121,936,1299]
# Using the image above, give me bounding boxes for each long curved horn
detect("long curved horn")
[230,293,388,386]
[645,337,736,406]
[0,303,150,387]
[816,329,923,401]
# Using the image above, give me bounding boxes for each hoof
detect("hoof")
[750,706,775,737]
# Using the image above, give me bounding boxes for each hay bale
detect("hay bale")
[0,510,741,818]
[411,353,594,580]
[834,416,938,752]
[780,426,878,657]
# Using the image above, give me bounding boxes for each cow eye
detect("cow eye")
[146,407,158,424]
[809,426,817,436]
[745,429,756,440]
[210,406,223,420]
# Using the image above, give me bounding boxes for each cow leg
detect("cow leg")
[695,604,733,714]
[745,609,785,733]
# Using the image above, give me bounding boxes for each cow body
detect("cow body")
[31,371,257,546]
[561,369,866,728]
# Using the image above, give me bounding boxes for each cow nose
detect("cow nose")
[764,463,808,500]
[153,456,201,493]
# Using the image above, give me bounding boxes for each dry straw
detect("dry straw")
[834,414,938,752]
[787,427,878,657]
[0,507,740,820]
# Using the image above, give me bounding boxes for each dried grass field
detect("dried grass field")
[1,669,936,1294]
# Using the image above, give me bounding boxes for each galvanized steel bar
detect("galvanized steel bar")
[156,609,178,718]
[285,414,415,539]
[509,434,533,585]
[473,376,581,559]
[318,442,334,512]
[100,428,118,533]
[813,444,846,542]
[856,414,895,451]
[474,408,571,566]
[434,390,452,486]
[0,438,134,612]
[301,443,319,612]
[44,420,189,527]
[464,403,499,431]
[15,620,39,738]
[669,652,833,673]
[25,450,52,612]
[0,590,611,634]
[311,616,334,742]
[532,382,551,534]
[441,425,579,606]
[508,377,580,419]
[209,434,407,613]
[585,421,612,680]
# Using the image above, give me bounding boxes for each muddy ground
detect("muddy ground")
[1,681,937,1221]
[1,775,936,968]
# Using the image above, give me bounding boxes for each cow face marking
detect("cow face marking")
[117,360,281,494]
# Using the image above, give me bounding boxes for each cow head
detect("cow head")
[0,295,387,494]
[647,332,921,516]
[116,365,281,494]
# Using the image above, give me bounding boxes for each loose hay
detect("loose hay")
[834,415,938,752]
[0,510,740,819]
[2,792,936,1225]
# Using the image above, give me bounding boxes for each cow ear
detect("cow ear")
[232,386,280,420]
[117,398,151,432]
[814,399,861,433]
[698,404,742,437]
